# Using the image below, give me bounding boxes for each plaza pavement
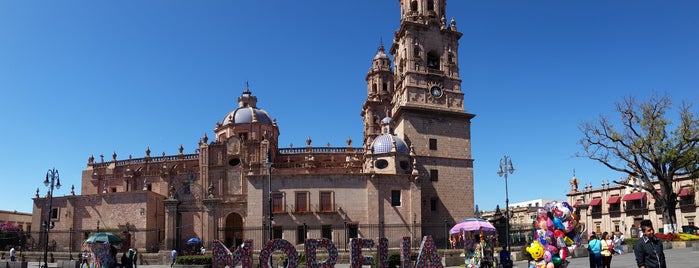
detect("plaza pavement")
[507,247,698,268]
[24,247,699,268]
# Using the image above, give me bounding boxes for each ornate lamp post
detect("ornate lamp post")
[265,149,273,242]
[43,168,61,268]
[497,156,514,253]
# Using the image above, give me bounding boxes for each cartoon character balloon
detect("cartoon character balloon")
[526,241,545,260]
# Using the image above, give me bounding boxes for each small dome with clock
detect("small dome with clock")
[371,117,409,154]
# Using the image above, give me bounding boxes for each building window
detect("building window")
[375,159,389,169]
[146,184,152,191]
[321,225,332,240]
[430,198,437,211]
[391,190,401,207]
[430,169,439,181]
[429,138,437,150]
[50,208,59,220]
[347,224,359,243]
[296,192,309,212]
[273,226,283,239]
[427,0,434,11]
[272,193,285,213]
[319,191,334,212]
[239,133,248,140]
[297,225,307,244]
[110,187,117,193]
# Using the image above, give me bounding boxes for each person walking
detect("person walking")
[9,247,15,261]
[587,232,602,268]
[132,249,138,268]
[612,233,625,254]
[170,249,177,267]
[600,232,613,268]
[634,220,666,268]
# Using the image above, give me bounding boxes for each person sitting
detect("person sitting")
[499,250,513,268]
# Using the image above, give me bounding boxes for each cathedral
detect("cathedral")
[32,0,475,253]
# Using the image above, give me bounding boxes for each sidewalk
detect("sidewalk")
[509,247,698,268]
[23,247,699,268]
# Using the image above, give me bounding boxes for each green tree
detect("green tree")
[579,94,699,233]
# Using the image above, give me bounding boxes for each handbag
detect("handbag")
[608,240,616,254]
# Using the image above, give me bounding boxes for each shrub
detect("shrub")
[175,254,212,266]
[625,237,638,248]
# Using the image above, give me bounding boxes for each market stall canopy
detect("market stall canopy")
[85,232,123,244]
[449,218,496,234]
[187,237,202,244]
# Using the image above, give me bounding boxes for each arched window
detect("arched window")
[427,0,434,11]
[410,1,418,12]
[427,51,440,69]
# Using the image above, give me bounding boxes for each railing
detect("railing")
[92,154,199,168]
[278,147,364,154]
[680,203,696,213]
[608,209,622,218]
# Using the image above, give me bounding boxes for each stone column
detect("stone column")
[163,197,179,250]
[203,197,220,247]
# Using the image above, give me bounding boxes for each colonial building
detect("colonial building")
[31,0,475,253]
[566,174,698,237]
[0,210,32,232]
[480,199,565,248]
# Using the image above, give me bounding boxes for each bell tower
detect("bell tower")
[361,43,394,146]
[389,0,475,225]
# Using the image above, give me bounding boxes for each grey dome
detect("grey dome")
[372,134,409,154]
[221,107,273,125]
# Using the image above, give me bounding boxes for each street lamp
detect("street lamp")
[497,156,514,253]
[265,148,273,242]
[43,168,61,268]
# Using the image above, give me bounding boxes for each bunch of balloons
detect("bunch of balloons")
[525,201,581,268]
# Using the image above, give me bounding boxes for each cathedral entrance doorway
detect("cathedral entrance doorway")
[224,213,243,247]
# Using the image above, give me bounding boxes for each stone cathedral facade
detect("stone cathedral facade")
[32,0,475,253]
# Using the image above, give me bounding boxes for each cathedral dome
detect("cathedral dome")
[220,87,274,126]
[221,107,273,125]
[371,134,409,154]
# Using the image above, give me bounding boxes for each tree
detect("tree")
[579,94,699,233]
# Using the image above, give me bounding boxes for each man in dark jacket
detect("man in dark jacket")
[634,220,666,268]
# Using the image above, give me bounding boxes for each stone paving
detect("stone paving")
[23,247,699,267]
[508,247,697,268]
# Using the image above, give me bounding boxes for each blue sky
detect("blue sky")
[0,0,697,214]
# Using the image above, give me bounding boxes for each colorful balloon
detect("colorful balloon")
[526,241,545,260]
[559,247,568,260]
[552,256,562,266]
[543,251,552,263]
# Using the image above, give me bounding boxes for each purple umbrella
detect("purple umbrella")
[449,218,496,234]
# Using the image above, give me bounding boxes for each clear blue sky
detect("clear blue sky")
[1,0,697,214]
